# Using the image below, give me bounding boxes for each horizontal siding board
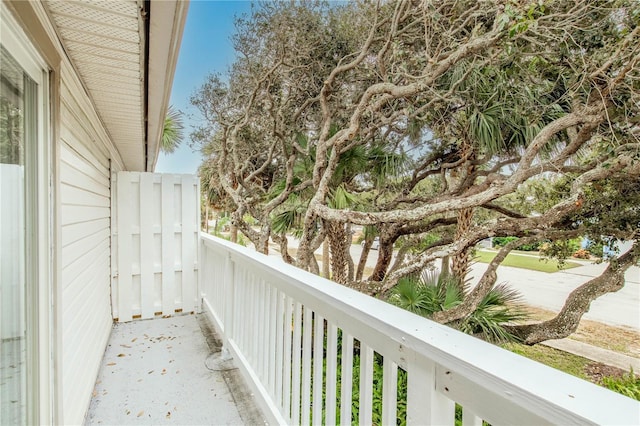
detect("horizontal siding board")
[61,205,110,226]
[59,160,109,197]
[61,239,110,291]
[60,142,109,181]
[59,96,111,167]
[62,259,110,337]
[60,183,109,207]
[61,218,109,247]
[61,229,110,272]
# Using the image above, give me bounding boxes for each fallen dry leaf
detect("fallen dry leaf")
[148,370,154,374]
[117,353,126,357]
[120,344,131,348]
[107,362,116,366]
[137,410,144,417]
[126,410,130,415]
[131,338,138,342]
[166,412,171,419]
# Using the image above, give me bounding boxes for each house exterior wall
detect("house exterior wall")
[58,62,119,425]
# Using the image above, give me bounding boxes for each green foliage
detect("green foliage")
[586,241,605,258]
[458,284,528,342]
[345,353,408,426]
[161,105,184,154]
[389,271,526,343]
[492,237,544,251]
[492,237,519,248]
[602,370,640,401]
[539,238,583,266]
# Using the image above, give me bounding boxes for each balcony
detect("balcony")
[88,233,639,425]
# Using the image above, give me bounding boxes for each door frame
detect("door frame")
[0,3,52,424]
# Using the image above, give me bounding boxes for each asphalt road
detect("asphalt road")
[466,260,640,331]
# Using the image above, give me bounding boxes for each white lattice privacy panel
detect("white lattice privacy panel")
[111,172,200,322]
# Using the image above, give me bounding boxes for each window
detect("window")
[1,5,50,424]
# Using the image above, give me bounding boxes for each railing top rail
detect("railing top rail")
[201,233,640,425]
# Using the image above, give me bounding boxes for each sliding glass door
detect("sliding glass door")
[1,7,48,423]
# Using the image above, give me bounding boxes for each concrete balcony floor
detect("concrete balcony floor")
[86,314,264,425]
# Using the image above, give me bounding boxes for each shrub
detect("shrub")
[602,370,640,401]
[572,249,591,259]
[492,236,519,247]
[491,237,545,251]
[587,241,604,257]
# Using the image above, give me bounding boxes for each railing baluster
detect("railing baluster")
[258,281,268,380]
[462,407,482,426]
[233,264,243,350]
[340,332,354,426]
[268,285,278,394]
[260,279,268,379]
[283,296,293,420]
[382,358,398,426]
[301,306,313,426]
[359,344,374,426]
[274,289,284,409]
[325,322,338,426]
[237,267,245,352]
[247,273,260,368]
[222,254,234,344]
[291,301,303,424]
[312,314,324,426]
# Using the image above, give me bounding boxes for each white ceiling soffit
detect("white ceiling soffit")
[44,0,189,172]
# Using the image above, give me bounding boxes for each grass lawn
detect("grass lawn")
[503,342,590,380]
[475,249,581,272]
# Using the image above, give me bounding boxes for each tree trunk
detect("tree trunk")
[441,255,450,277]
[346,223,354,282]
[272,233,294,264]
[230,224,238,243]
[451,207,474,286]
[433,236,537,323]
[356,237,373,281]
[370,224,400,281]
[507,241,639,344]
[322,238,330,278]
[327,220,349,284]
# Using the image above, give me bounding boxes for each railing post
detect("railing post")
[407,355,454,425]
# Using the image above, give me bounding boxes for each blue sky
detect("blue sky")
[155,1,254,175]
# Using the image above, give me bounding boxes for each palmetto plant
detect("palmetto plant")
[161,105,184,154]
[389,270,527,342]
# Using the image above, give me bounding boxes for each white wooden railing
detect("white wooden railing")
[200,234,639,425]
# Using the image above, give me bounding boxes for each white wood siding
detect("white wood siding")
[59,67,113,426]
[111,172,200,322]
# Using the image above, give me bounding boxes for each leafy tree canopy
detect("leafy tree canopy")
[193,0,640,344]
